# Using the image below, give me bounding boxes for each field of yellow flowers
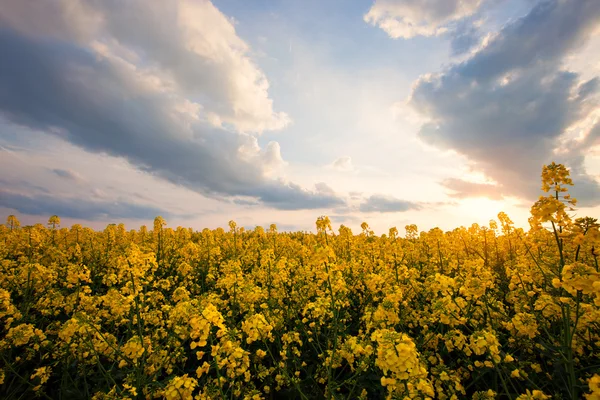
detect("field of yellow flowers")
[0,163,599,400]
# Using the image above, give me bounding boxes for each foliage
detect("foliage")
[0,163,599,399]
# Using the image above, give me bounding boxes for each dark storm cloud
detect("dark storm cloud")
[410,0,600,204]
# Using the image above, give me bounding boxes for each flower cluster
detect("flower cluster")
[0,163,598,399]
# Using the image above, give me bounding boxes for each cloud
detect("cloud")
[239,139,288,177]
[449,17,485,56]
[364,0,482,39]
[0,28,256,194]
[441,178,504,200]
[0,189,172,221]
[232,198,260,207]
[329,214,363,225]
[587,121,600,147]
[0,178,50,195]
[359,194,421,213]
[408,0,600,205]
[253,182,345,210]
[50,168,83,182]
[0,4,343,211]
[315,182,337,196]
[0,0,102,43]
[0,0,289,133]
[331,156,354,172]
[349,191,363,200]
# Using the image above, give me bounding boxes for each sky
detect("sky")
[1,0,600,234]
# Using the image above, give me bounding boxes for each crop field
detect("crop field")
[0,163,599,400]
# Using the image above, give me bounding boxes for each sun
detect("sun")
[457,197,509,225]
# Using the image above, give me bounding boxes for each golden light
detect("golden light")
[457,197,509,225]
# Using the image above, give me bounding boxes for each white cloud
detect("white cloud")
[364,0,482,39]
[331,156,354,172]
[390,101,428,126]
[315,182,337,196]
[238,138,288,177]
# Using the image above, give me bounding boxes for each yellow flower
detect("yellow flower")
[242,313,274,344]
[6,323,45,347]
[586,374,600,400]
[30,366,52,391]
[163,375,197,400]
[516,389,550,399]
